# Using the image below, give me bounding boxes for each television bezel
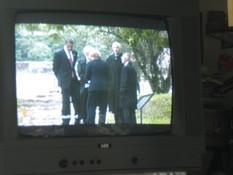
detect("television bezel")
[0,0,205,174]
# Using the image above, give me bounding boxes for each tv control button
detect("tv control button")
[80,160,85,165]
[132,157,138,164]
[59,159,68,168]
[90,159,95,165]
[96,159,101,164]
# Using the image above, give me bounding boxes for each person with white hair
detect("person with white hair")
[75,45,94,124]
[120,52,138,124]
[106,41,123,124]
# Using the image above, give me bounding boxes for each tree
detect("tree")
[27,42,53,61]
[15,24,172,93]
[97,27,171,93]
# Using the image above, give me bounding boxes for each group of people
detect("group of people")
[53,39,138,125]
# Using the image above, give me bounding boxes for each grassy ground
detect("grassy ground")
[136,93,172,124]
[17,93,172,126]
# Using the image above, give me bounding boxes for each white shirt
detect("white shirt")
[64,46,73,61]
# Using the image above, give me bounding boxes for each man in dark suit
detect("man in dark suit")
[75,45,94,124]
[106,42,123,124]
[53,39,80,125]
[120,53,138,124]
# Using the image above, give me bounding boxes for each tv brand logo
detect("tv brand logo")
[98,143,112,149]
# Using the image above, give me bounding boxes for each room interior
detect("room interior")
[1,0,233,174]
[187,0,233,174]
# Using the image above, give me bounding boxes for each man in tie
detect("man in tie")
[106,42,123,124]
[53,39,80,125]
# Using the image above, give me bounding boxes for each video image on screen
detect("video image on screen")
[15,20,172,136]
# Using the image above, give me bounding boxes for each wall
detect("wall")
[199,0,233,109]
[199,0,229,71]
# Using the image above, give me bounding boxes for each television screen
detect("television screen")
[15,13,172,137]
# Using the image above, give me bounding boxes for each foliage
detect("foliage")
[116,28,171,93]
[137,93,172,124]
[15,23,172,93]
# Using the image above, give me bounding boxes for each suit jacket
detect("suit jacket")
[85,59,108,92]
[106,53,123,112]
[77,57,87,87]
[53,49,79,89]
[120,62,138,109]
[106,53,123,91]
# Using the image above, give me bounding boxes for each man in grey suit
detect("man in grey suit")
[53,39,80,125]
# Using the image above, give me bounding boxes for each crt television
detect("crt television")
[0,0,205,174]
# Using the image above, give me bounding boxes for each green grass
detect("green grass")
[17,93,172,125]
[136,93,172,124]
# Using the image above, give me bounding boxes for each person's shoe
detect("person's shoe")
[80,119,84,124]
[62,115,71,125]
